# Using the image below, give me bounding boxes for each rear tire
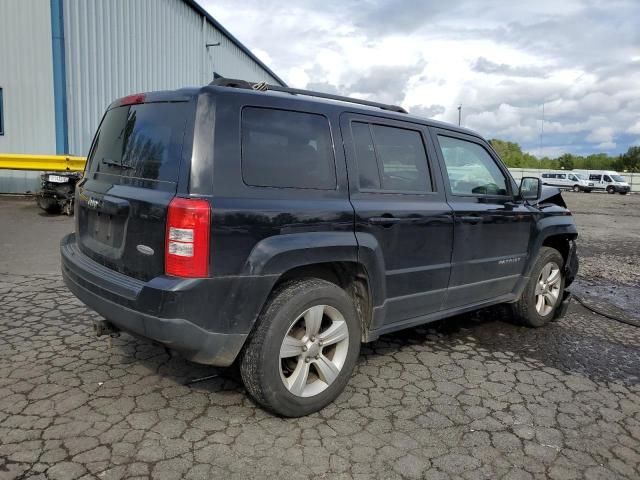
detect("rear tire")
[240,279,361,417]
[511,247,565,327]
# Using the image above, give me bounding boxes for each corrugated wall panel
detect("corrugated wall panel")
[0,0,56,154]
[63,0,282,156]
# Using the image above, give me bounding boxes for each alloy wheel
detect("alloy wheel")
[279,305,350,397]
[535,262,561,316]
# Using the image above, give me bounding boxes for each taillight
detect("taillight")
[165,197,211,278]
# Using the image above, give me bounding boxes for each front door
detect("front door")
[431,130,535,309]
[340,114,454,328]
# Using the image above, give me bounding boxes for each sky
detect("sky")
[202,0,640,158]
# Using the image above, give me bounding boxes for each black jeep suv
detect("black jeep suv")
[61,79,578,417]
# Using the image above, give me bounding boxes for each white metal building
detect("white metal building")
[0,0,285,192]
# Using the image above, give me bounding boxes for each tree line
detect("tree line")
[489,139,640,172]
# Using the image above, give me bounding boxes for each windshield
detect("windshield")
[575,173,588,180]
[611,174,625,182]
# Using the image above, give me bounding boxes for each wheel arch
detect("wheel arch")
[241,232,385,340]
[526,220,578,288]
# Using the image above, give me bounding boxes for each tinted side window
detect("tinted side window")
[604,175,612,182]
[351,122,432,193]
[241,107,336,189]
[371,125,431,192]
[351,122,381,189]
[437,136,508,196]
[590,174,601,181]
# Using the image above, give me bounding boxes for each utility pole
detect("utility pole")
[457,104,462,126]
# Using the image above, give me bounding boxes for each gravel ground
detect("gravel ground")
[0,194,639,480]
[565,192,640,319]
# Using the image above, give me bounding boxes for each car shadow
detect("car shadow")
[112,302,639,399]
[365,303,640,385]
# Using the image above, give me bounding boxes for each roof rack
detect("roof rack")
[209,77,408,114]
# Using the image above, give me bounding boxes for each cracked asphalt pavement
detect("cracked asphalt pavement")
[1,194,639,479]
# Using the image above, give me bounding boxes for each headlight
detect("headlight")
[47,174,70,183]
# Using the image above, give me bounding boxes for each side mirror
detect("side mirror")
[519,177,541,201]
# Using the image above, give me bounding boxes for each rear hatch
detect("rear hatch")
[76,96,193,281]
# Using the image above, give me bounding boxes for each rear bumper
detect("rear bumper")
[60,233,270,366]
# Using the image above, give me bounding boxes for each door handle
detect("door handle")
[458,215,482,224]
[369,216,403,226]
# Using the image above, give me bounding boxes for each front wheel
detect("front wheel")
[240,279,360,417]
[511,247,565,327]
[572,185,580,192]
[607,186,615,194]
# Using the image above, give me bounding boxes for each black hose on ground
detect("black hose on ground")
[572,293,640,328]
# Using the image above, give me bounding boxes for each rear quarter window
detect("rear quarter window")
[241,107,336,189]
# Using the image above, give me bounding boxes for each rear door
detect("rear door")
[341,114,454,327]
[76,99,193,281]
[431,130,534,309]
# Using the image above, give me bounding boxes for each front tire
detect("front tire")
[607,186,615,194]
[240,279,361,417]
[511,247,565,327]
[572,185,580,192]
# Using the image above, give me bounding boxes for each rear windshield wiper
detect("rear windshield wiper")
[101,158,134,170]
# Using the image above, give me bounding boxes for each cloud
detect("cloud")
[471,57,550,78]
[627,120,640,135]
[409,104,446,119]
[597,141,617,150]
[201,0,640,156]
[586,126,615,144]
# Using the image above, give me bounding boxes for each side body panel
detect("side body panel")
[196,90,356,334]
[429,128,536,309]
[340,113,454,329]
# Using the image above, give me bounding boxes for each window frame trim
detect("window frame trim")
[239,105,338,191]
[349,119,437,196]
[432,130,515,200]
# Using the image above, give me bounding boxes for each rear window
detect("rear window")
[241,107,336,189]
[86,102,189,184]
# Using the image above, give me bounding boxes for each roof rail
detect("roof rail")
[209,77,408,114]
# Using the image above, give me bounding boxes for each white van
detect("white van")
[540,172,593,192]
[574,170,631,194]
